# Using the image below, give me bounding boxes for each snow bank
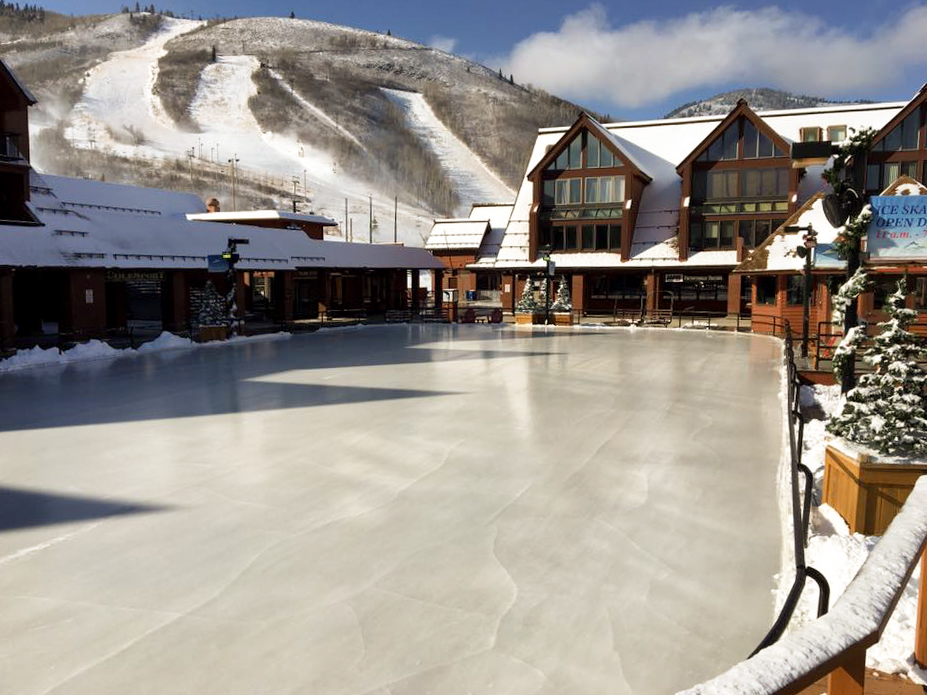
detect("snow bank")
[0,331,292,374]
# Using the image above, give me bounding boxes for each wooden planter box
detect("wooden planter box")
[552,312,574,326]
[197,325,228,343]
[515,313,539,325]
[823,442,927,535]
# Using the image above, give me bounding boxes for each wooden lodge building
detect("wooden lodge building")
[427,94,927,324]
[0,60,441,353]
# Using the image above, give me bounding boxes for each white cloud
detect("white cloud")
[501,4,927,109]
[429,35,458,54]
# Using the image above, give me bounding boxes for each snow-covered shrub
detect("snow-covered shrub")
[550,275,573,312]
[515,278,538,313]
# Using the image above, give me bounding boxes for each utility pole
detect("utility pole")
[228,155,239,211]
[394,195,398,243]
[369,194,373,244]
[344,198,348,238]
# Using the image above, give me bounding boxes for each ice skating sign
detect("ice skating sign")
[867,196,927,260]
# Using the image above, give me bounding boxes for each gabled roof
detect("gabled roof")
[526,112,652,183]
[879,174,927,196]
[0,58,36,105]
[871,84,927,149]
[735,193,831,274]
[675,99,791,173]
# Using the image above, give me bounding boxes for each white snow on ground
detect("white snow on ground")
[790,384,927,682]
[0,332,291,373]
[383,88,516,214]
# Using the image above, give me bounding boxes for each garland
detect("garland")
[820,127,876,259]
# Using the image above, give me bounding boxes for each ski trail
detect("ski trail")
[67,16,203,154]
[382,88,515,213]
[267,69,366,152]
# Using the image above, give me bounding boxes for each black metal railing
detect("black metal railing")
[749,321,830,657]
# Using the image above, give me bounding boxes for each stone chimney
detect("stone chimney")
[207,197,221,213]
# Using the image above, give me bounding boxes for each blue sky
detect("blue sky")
[41,1,927,119]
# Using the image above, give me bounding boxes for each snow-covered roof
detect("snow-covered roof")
[1,172,441,271]
[0,57,36,105]
[491,101,904,271]
[737,175,927,274]
[186,210,338,226]
[424,219,490,251]
[737,194,843,274]
[469,203,513,267]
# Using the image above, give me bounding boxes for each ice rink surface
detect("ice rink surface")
[0,326,783,694]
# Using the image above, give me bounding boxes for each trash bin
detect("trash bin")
[465,290,477,301]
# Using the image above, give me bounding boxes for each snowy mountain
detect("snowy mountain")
[0,11,587,246]
[665,88,870,119]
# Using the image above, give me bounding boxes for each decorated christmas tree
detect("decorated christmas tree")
[197,280,227,327]
[538,275,549,309]
[516,278,538,312]
[550,275,573,312]
[828,279,927,456]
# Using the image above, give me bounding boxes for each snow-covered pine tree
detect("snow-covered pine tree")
[538,275,549,309]
[515,278,538,312]
[197,281,227,327]
[831,267,871,384]
[828,279,927,456]
[550,275,573,312]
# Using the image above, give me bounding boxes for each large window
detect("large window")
[756,276,777,305]
[586,134,616,168]
[591,273,643,299]
[692,168,788,202]
[742,169,789,197]
[786,275,805,305]
[585,175,625,203]
[866,160,920,191]
[540,223,621,253]
[874,109,920,152]
[550,135,583,170]
[742,120,783,159]
[555,178,582,205]
[738,218,784,248]
[690,220,735,250]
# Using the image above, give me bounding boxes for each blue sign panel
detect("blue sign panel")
[207,255,230,273]
[867,195,927,260]
[813,243,846,270]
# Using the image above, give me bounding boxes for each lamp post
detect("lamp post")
[221,237,249,335]
[786,224,818,359]
[539,245,554,325]
[790,140,866,391]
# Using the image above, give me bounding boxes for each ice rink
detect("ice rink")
[0,326,783,695]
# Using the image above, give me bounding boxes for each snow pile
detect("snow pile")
[0,331,292,374]
[789,384,927,682]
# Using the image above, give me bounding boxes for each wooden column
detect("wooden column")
[727,272,742,317]
[410,271,420,312]
[571,273,585,316]
[826,645,866,695]
[0,269,14,351]
[916,551,927,668]
[433,270,443,309]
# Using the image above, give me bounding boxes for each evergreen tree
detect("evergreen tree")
[538,275,549,309]
[550,275,573,312]
[828,279,927,456]
[289,10,294,18]
[515,278,538,312]
[197,281,227,327]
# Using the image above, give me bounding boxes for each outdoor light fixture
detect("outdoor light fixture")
[785,224,818,359]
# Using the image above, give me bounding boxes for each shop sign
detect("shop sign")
[867,195,927,260]
[665,274,684,283]
[207,255,230,273]
[105,270,165,282]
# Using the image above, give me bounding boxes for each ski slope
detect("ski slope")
[55,17,516,245]
[384,88,516,212]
